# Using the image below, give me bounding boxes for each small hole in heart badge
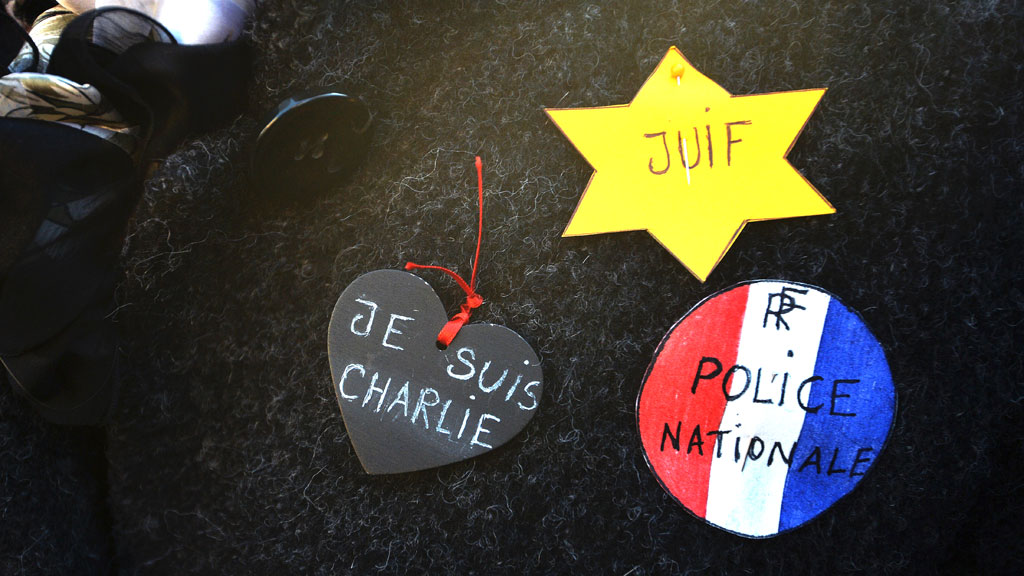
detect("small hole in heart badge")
[327,157,543,474]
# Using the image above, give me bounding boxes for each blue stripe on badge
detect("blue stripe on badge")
[778,297,896,533]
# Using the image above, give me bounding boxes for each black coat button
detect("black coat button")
[251,92,372,201]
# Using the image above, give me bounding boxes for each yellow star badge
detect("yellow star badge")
[546,47,834,281]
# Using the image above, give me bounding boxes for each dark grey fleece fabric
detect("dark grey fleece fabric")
[2,0,1022,574]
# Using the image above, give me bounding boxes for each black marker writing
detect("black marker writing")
[763,286,808,331]
[644,121,749,176]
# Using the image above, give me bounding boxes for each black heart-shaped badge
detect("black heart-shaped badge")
[328,269,543,474]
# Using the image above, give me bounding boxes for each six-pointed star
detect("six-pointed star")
[546,46,834,281]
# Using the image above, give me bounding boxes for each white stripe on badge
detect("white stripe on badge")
[704,282,831,537]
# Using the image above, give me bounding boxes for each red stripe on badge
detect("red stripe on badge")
[638,284,749,518]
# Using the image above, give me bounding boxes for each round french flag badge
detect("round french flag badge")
[637,280,896,538]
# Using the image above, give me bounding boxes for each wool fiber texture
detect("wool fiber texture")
[2,0,1022,574]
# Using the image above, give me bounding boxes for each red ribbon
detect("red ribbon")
[405,156,485,348]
